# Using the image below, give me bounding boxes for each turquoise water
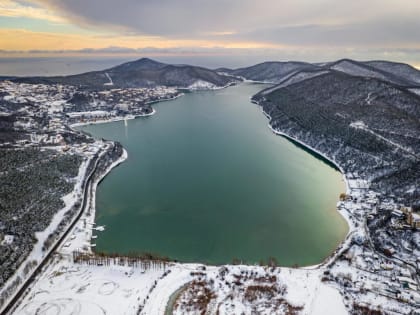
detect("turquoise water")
[80,83,348,266]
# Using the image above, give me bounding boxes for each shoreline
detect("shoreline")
[69,108,156,128]
[69,83,240,129]
[7,82,356,315]
[257,106,357,269]
[69,92,187,129]
[78,84,354,269]
[177,80,238,92]
[145,93,184,105]
[84,148,128,252]
[268,122,350,193]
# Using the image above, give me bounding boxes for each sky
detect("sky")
[0,0,420,68]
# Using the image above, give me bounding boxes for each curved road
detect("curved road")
[1,146,107,315]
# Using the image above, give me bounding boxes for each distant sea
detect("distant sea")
[0,55,263,77]
[0,57,133,77]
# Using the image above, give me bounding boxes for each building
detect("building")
[402,206,420,229]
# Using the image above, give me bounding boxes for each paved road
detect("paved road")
[0,149,103,315]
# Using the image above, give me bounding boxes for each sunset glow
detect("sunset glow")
[0,0,419,65]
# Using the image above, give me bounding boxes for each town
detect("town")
[0,80,181,141]
[0,79,181,311]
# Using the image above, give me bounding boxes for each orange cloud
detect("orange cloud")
[0,28,283,52]
[0,0,65,23]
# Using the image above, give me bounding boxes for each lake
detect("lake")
[80,83,348,266]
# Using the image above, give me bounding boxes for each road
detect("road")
[0,146,106,315]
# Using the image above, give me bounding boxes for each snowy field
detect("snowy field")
[12,254,347,315]
[15,257,167,315]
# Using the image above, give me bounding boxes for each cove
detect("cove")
[80,83,348,266]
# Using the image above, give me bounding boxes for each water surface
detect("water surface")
[81,83,348,266]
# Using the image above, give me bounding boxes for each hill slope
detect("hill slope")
[253,71,420,205]
[226,59,420,87]
[221,61,319,83]
[365,60,420,85]
[14,58,238,89]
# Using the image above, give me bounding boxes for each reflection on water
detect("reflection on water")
[81,83,348,266]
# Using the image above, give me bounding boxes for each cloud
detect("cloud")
[0,28,281,53]
[3,0,420,50]
[0,0,65,23]
[1,0,420,66]
[32,0,254,36]
[30,0,420,48]
[223,18,420,48]
[2,43,420,61]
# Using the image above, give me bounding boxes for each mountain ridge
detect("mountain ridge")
[223,58,420,87]
[12,58,239,89]
[9,57,420,90]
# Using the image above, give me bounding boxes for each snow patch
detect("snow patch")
[187,80,217,90]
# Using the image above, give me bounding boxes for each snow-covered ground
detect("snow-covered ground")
[171,265,348,315]
[187,80,217,90]
[12,256,348,315]
[61,148,128,256]
[310,284,347,315]
[331,60,389,81]
[183,80,237,91]
[69,109,156,128]
[104,73,114,86]
[0,140,121,314]
[409,88,420,96]
[350,120,418,157]
[15,257,167,315]
[0,150,93,314]
[261,70,329,95]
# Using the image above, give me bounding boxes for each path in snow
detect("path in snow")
[104,73,113,86]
